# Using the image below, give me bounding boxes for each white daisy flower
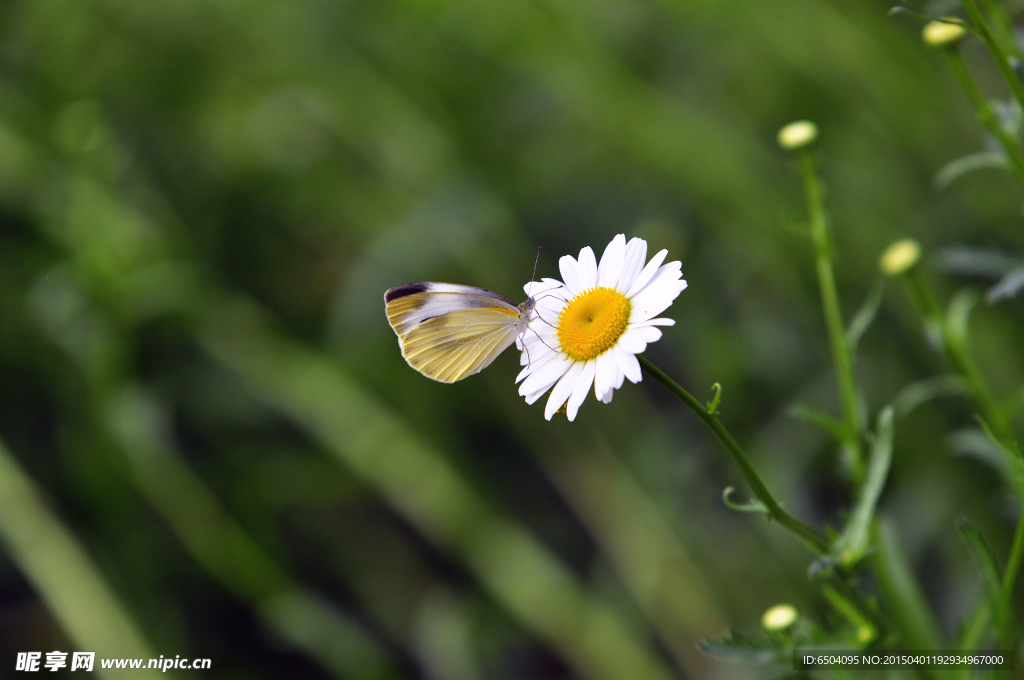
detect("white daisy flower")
[516,234,687,421]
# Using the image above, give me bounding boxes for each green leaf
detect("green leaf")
[845,278,885,353]
[873,519,943,650]
[986,264,1024,303]
[945,288,979,346]
[722,487,770,515]
[831,407,895,567]
[934,150,1008,190]
[698,631,784,664]
[948,427,1024,494]
[789,404,852,443]
[957,517,1007,651]
[935,245,1021,278]
[993,98,1024,139]
[706,382,722,415]
[975,418,1024,493]
[893,374,965,419]
[958,517,1003,604]
[955,597,992,653]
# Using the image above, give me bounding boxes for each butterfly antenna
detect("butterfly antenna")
[531,246,541,286]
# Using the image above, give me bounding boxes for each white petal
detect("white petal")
[533,279,571,312]
[600,389,614,404]
[616,331,648,355]
[559,255,583,297]
[625,249,668,298]
[615,346,642,383]
[577,246,598,290]
[593,352,612,400]
[647,262,682,291]
[523,387,549,405]
[545,361,583,420]
[617,237,648,292]
[596,351,623,400]
[532,305,564,331]
[517,342,556,373]
[519,354,568,394]
[631,260,681,299]
[630,325,663,343]
[521,359,563,404]
[520,325,555,353]
[630,292,680,324]
[597,234,626,288]
[610,353,625,390]
[566,361,597,421]
[639,317,676,326]
[629,269,685,322]
[524,278,566,301]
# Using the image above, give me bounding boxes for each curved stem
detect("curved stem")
[638,356,829,554]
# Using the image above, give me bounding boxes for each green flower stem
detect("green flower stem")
[942,46,1024,192]
[638,355,829,554]
[899,265,1015,447]
[977,0,1020,59]
[960,0,1024,116]
[799,150,865,483]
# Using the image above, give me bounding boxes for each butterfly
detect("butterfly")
[384,282,538,383]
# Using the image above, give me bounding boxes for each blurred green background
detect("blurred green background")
[1,0,1023,677]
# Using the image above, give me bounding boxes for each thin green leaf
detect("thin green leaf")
[845,278,885,353]
[946,289,979,346]
[706,382,722,415]
[873,519,943,650]
[697,631,783,665]
[957,517,1007,654]
[986,264,1024,303]
[936,245,1021,278]
[893,374,965,419]
[955,599,992,655]
[789,404,852,442]
[948,427,1024,496]
[832,407,895,567]
[934,150,1009,190]
[993,98,1024,138]
[977,417,1024,460]
[722,487,770,515]
[888,6,978,33]
[975,418,1024,495]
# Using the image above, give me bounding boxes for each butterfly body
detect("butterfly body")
[385,282,536,382]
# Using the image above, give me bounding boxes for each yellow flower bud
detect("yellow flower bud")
[879,239,922,276]
[777,121,818,151]
[762,603,798,632]
[922,19,967,49]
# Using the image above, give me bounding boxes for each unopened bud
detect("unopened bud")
[777,121,818,151]
[762,603,798,632]
[879,239,922,276]
[922,19,967,49]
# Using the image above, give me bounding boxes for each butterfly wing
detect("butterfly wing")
[385,283,523,383]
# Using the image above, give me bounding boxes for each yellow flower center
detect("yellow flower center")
[557,287,631,361]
